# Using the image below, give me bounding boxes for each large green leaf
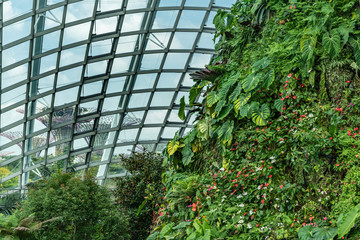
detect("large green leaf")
[274,99,284,112]
[322,30,341,58]
[263,68,275,88]
[197,118,211,140]
[217,120,234,145]
[160,223,174,238]
[350,37,360,68]
[338,203,360,238]
[167,140,180,156]
[309,70,316,87]
[217,105,233,120]
[252,57,270,70]
[252,104,270,126]
[181,144,194,166]
[206,91,219,107]
[228,82,242,102]
[298,225,313,240]
[234,93,251,114]
[178,96,186,120]
[312,227,337,240]
[242,73,261,92]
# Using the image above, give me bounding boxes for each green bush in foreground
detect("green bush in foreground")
[17,172,129,240]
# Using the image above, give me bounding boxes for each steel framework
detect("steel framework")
[0,0,234,190]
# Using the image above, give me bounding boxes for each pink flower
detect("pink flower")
[288,73,293,78]
[324,217,327,220]
[280,185,283,189]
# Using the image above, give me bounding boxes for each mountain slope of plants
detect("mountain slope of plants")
[148,0,360,239]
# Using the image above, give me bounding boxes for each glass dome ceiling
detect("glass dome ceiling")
[0,0,234,190]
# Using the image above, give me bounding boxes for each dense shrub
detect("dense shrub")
[17,172,129,240]
[113,152,164,240]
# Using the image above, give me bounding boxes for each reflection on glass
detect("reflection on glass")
[177,11,206,29]
[152,11,178,29]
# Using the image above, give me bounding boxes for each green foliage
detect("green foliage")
[113,151,164,240]
[151,0,360,239]
[18,172,129,240]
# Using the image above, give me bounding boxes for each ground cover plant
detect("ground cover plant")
[148,0,360,239]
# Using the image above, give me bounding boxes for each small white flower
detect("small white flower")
[243,192,248,196]
[309,113,314,117]
[256,195,260,199]
[239,220,244,224]
[239,203,244,207]
[222,195,227,198]
[247,223,252,229]
[249,210,253,215]
[270,156,275,160]
[237,195,243,199]
[220,168,225,171]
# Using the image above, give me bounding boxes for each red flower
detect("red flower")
[269,175,272,178]
[293,96,297,99]
[288,73,293,78]
[261,199,265,204]
[280,185,284,189]
[301,84,305,88]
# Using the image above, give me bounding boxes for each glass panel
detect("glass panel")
[63,22,91,45]
[0,106,24,128]
[121,13,145,33]
[214,0,236,7]
[94,16,118,35]
[94,133,112,147]
[177,11,206,29]
[175,91,189,104]
[98,114,118,130]
[145,33,170,50]
[85,60,108,77]
[128,93,150,109]
[158,0,182,7]
[75,120,94,134]
[197,33,215,49]
[152,11,178,29]
[78,101,99,115]
[189,53,212,68]
[81,81,103,97]
[0,125,23,146]
[162,127,179,138]
[151,92,173,107]
[59,45,87,67]
[69,152,86,165]
[157,73,182,89]
[102,96,121,112]
[139,53,164,71]
[0,145,22,161]
[38,52,58,74]
[51,107,75,127]
[44,7,63,31]
[182,73,194,87]
[163,53,189,69]
[51,124,73,142]
[2,18,31,45]
[37,75,55,94]
[185,0,210,7]
[138,127,161,141]
[117,129,138,143]
[123,111,144,127]
[98,0,123,12]
[3,0,33,22]
[1,63,28,89]
[133,74,157,90]
[2,41,29,68]
[54,87,79,107]
[205,11,217,28]
[57,66,83,87]
[108,162,125,175]
[66,1,95,23]
[111,57,132,74]
[106,77,126,94]
[127,0,150,10]
[170,32,197,49]
[116,35,139,54]
[41,30,61,52]
[112,145,131,158]
[72,138,89,150]
[90,39,112,56]
[145,110,167,124]
[1,85,26,106]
